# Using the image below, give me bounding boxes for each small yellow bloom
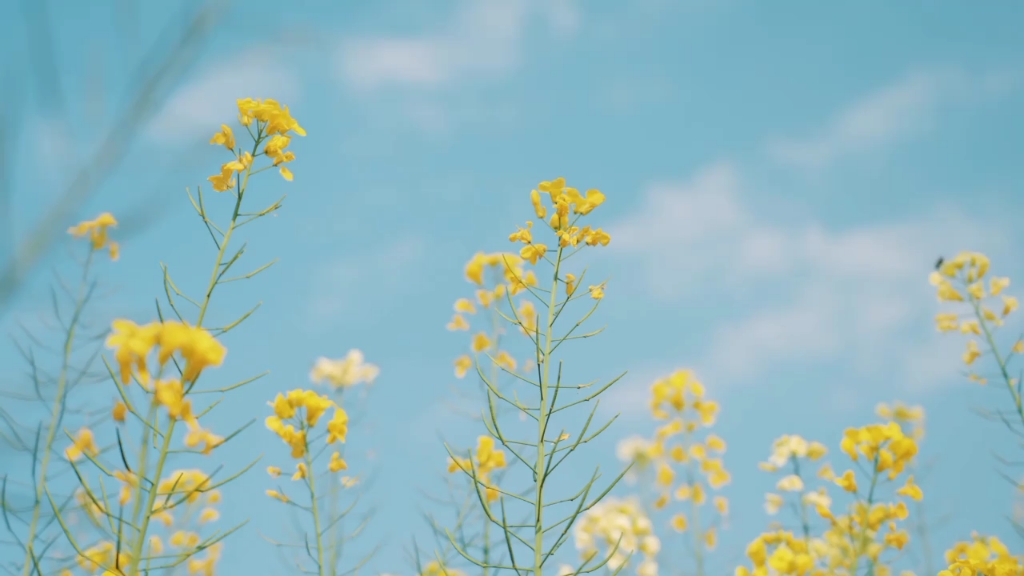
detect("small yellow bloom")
[454,355,473,378]
[446,314,470,331]
[671,513,688,532]
[209,124,235,150]
[565,273,577,296]
[776,474,804,492]
[835,469,858,493]
[266,489,289,503]
[471,332,492,353]
[897,475,924,501]
[963,340,981,365]
[520,243,547,265]
[112,401,127,423]
[329,451,348,472]
[589,284,605,300]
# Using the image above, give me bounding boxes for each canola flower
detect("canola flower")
[442,177,621,576]
[447,435,508,503]
[264,388,352,575]
[42,98,303,576]
[735,422,922,576]
[931,252,1022,422]
[573,497,660,576]
[310,350,380,389]
[940,533,1024,576]
[637,370,730,576]
[16,217,120,575]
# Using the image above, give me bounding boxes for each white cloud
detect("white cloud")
[336,0,578,91]
[609,163,1013,391]
[147,48,301,143]
[768,68,1019,170]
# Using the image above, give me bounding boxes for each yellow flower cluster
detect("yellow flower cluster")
[447,435,507,502]
[150,469,222,527]
[615,370,728,574]
[264,388,349,500]
[207,98,305,191]
[65,427,99,461]
[105,319,227,386]
[758,434,829,517]
[510,177,611,300]
[67,212,120,260]
[736,419,924,576]
[941,534,1024,576]
[930,251,1020,372]
[573,497,660,576]
[449,252,537,379]
[309,349,380,389]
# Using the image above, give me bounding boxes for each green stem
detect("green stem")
[973,298,1024,428]
[534,245,563,576]
[127,132,260,574]
[22,250,94,575]
[304,425,326,576]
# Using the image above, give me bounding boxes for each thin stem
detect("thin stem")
[21,249,94,575]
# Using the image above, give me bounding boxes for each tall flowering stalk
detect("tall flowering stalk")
[443,177,625,576]
[931,252,1021,420]
[649,370,730,576]
[262,351,380,576]
[43,98,304,575]
[2,214,118,576]
[309,351,379,573]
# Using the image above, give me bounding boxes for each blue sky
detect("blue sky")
[3,0,1024,574]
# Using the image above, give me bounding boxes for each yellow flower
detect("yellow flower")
[897,475,924,501]
[776,474,804,492]
[713,496,729,515]
[199,507,220,524]
[454,298,476,314]
[764,493,783,515]
[327,408,349,444]
[446,314,470,331]
[520,243,547,265]
[589,284,605,300]
[454,355,473,378]
[309,350,379,388]
[267,466,282,478]
[292,462,308,480]
[65,427,99,461]
[991,276,1011,296]
[671,513,688,532]
[112,401,127,423]
[105,319,160,385]
[565,273,577,296]
[67,212,120,259]
[329,452,348,472]
[509,221,533,244]
[835,469,858,492]
[471,332,492,353]
[266,489,289,503]
[963,340,981,365]
[530,189,547,219]
[209,124,235,150]
[1003,295,1019,316]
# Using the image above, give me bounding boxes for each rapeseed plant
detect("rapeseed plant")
[2,213,120,576]
[931,251,1021,424]
[41,97,304,576]
[442,177,625,576]
[611,370,730,576]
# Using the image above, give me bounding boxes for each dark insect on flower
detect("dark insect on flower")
[935,257,944,270]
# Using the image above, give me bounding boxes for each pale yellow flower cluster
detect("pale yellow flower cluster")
[310,349,379,389]
[67,212,120,260]
[449,252,537,379]
[941,533,1024,576]
[574,497,660,576]
[930,251,1020,374]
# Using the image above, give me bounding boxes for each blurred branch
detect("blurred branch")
[0,0,228,316]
